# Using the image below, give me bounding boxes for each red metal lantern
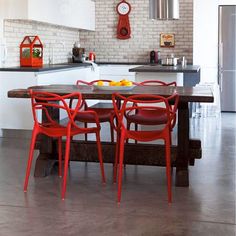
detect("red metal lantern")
[20,36,43,67]
[116,0,131,40]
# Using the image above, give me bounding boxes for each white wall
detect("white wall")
[0,0,28,18]
[218,0,236,4]
[193,0,236,84]
[193,0,218,83]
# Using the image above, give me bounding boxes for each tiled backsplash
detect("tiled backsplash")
[80,0,193,63]
[3,19,79,67]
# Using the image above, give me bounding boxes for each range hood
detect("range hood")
[149,0,179,20]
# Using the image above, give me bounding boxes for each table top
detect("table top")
[8,84,214,103]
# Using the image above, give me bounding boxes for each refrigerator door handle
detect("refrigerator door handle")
[218,42,223,92]
[219,70,223,92]
[219,42,223,71]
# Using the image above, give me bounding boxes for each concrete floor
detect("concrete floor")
[0,113,235,236]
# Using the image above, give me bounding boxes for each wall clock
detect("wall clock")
[116,0,131,40]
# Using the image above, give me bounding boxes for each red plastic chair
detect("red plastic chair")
[72,80,115,142]
[112,92,179,204]
[133,80,176,86]
[24,90,106,200]
[126,80,177,144]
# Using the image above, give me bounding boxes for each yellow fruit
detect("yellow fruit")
[125,81,133,86]
[109,81,116,86]
[120,79,129,86]
[115,82,122,86]
[97,81,104,86]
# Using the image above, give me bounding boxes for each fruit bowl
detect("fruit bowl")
[93,85,136,91]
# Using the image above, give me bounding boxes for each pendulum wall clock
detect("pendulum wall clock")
[116,0,131,40]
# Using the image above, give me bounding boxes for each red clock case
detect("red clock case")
[116,1,131,40]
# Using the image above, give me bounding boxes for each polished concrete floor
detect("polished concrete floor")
[0,113,235,236]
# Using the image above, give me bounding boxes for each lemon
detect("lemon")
[115,82,122,86]
[97,81,104,86]
[120,79,129,86]
[109,81,116,86]
[124,81,133,86]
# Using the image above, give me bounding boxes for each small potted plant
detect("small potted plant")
[20,36,43,67]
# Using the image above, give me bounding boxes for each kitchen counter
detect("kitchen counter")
[0,63,92,72]
[97,62,149,65]
[129,64,201,89]
[129,64,200,73]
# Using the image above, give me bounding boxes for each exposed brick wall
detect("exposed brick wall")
[80,0,193,63]
[3,19,79,67]
[2,0,193,66]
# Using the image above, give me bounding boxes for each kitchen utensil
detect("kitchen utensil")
[181,57,187,67]
[161,57,178,66]
[74,41,80,48]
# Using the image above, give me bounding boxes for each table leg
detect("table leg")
[34,107,59,177]
[175,102,190,186]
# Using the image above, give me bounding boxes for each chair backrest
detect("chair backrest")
[30,90,82,128]
[134,80,178,126]
[112,93,174,131]
[133,80,176,86]
[76,79,112,86]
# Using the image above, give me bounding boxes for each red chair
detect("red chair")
[112,92,179,204]
[24,90,106,200]
[126,80,177,144]
[133,80,176,86]
[72,80,115,142]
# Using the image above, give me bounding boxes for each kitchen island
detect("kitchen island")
[129,64,201,87]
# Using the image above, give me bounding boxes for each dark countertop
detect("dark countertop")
[97,62,149,65]
[0,62,200,73]
[129,65,200,73]
[0,63,92,72]
[0,62,145,72]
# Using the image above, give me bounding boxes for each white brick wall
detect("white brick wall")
[3,19,80,67]
[80,0,193,63]
[2,0,193,66]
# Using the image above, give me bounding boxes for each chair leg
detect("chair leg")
[169,129,172,146]
[117,132,125,203]
[58,137,62,177]
[169,130,173,175]
[24,129,38,192]
[165,137,172,204]
[126,122,131,143]
[95,131,106,183]
[134,123,138,144]
[61,131,71,200]
[85,122,88,141]
[110,122,114,143]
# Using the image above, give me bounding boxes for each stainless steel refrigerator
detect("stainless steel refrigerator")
[219,5,236,112]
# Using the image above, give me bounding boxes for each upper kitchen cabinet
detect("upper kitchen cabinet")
[0,0,95,30]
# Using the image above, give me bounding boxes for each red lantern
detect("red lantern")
[20,36,43,67]
[116,1,131,40]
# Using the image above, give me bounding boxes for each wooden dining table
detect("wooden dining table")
[8,84,214,187]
